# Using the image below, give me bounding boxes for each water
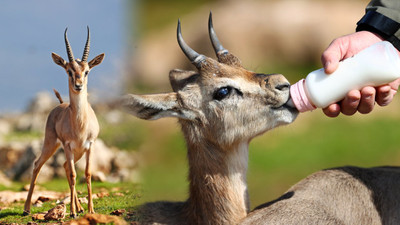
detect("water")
[0,0,134,113]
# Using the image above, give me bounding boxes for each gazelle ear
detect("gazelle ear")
[88,53,105,69]
[51,53,67,69]
[169,69,199,92]
[119,93,196,121]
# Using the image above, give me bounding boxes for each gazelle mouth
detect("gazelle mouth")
[74,86,83,91]
[272,99,299,113]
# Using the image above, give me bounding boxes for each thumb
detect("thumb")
[321,37,350,74]
[321,48,341,74]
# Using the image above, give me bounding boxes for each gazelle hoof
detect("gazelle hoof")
[70,213,76,218]
[22,211,30,216]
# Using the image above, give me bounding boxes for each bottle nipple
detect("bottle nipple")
[289,79,316,112]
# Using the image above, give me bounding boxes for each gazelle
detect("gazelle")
[23,27,105,218]
[120,14,297,224]
[241,166,400,225]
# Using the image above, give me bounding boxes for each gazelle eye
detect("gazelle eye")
[213,86,232,101]
[85,71,89,77]
[68,71,73,77]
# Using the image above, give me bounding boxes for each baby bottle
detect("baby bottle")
[288,41,400,112]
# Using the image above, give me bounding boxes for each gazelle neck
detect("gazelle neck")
[184,136,250,224]
[69,88,89,124]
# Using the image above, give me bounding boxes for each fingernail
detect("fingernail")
[324,61,330,70]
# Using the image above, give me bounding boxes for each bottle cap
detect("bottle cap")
[290,79,316,112]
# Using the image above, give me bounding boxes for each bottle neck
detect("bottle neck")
[289,79,316,112]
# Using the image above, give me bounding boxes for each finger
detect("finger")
[376,85,393,106]
[340,90,361,115]
[389,77,400,90]
[323,103,341,117]
[321,42,343,74]
[358,86,376,114]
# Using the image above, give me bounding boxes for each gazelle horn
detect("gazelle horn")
[82,26,90,62]
[177,19,205,69]
[64,28,75,62]
[208,12,228,55]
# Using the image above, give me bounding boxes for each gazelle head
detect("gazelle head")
[121,14,298,147]
[51,27,105,94]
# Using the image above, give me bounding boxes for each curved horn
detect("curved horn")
[177,19,205,68]
[64,28,75,62]
[82,26,90,62]
[208,12,228,55]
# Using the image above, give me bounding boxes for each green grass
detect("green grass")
[4,130,42,142]
[98,115,149,151]
[0,179,140,224]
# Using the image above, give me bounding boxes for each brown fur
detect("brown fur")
[53,88,64,104]
[24,30,104,218]
[241,166,400,225]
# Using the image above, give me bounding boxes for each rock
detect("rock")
[76,139,115,174]
[110,151,141,182]
[112,151,138,171]
[6,140,55,182]
[58,196,71,205]
[0,171,11,187]
[108,168,141,183]
[37,196,52,202]
[16,113,45,132]
[94,192,109,199]
[0,143,26,171]
[33,200,43,207]
[15,91,57,132]
[23,184,32,191]
[32,213,46,221]
[104,109,123,124]
[80,171,107,183]
[1,133,140,184]
[0,119,11,136]
[0,190,65,204]
[110,209,126,216]
[27,222,38,225]
[44,204,66,221]
[78,197,88,205]
[59,195,89,206]
[26,92,56,114]
[92,171,107,182]
[6,140,39,180]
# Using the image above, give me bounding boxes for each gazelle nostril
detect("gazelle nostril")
[275,83,290,91]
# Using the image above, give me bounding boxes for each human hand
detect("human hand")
[321,31,400,117]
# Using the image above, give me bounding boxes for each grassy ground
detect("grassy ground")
[0,179,140,224]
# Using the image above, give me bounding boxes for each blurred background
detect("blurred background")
[2,0,400,218]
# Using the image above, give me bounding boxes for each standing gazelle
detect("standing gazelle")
[120,14,297,225]
[23,27,104,218]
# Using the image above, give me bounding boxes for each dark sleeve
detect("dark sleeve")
[356,0,400,50]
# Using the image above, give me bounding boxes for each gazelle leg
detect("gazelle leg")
[64,144,78,218]
[75,190,84,213]
[63,161,84,214]
[85,144,95,213]
[23,134,60,216]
